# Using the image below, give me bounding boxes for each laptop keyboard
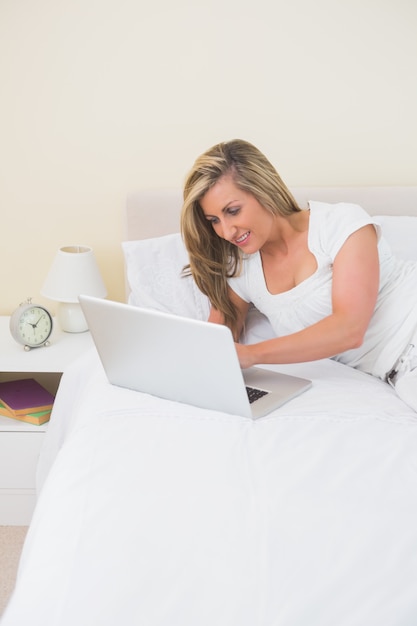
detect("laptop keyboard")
[246,386,268,404]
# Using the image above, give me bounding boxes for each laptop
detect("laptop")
[79,295,312,419]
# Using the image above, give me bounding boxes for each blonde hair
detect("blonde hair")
[181,139,300,334]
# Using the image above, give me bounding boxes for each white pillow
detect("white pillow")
[375,215,417,261]
[122,234,210,321]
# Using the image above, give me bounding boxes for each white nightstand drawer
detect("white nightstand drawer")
[0,432,45,489]
[0,315,94,524]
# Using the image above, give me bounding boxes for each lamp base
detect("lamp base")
[57,302,89,333]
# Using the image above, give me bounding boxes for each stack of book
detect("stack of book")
[0,378,55,425]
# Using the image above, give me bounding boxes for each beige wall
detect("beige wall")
[1,0,416,315]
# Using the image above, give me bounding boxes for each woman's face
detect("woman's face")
[200,175,274,253]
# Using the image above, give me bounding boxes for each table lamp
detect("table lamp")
[41,245,107,332]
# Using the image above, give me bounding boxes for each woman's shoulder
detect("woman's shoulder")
[308,201,380,259]
[227,251,263,301]
[237,250,262,277]
[308,200,371,221]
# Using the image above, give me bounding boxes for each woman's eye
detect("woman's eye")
[227,207,240,216]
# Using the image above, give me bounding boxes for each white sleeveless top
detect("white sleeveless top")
[228,202,417,379]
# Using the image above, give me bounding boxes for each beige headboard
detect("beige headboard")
[125,187,417,240]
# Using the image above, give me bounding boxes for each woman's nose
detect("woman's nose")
[218,220,236,241]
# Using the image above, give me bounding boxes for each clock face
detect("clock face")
[14,306,53,347]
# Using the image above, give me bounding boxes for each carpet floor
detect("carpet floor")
[0,526,28,617]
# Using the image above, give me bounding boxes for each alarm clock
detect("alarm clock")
[10,298,53,351]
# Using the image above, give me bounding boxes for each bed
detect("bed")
[3,187,417,626]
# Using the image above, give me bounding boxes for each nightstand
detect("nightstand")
[0,316,94,524]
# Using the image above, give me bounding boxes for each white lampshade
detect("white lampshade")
[41,245,107,332]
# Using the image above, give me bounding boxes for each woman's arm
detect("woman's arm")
[236,224,380,368]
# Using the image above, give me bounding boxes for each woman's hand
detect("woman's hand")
[234,342,256,369]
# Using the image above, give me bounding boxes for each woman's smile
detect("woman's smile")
[234,230,251,245]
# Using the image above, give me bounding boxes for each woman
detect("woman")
[181,139,417,412]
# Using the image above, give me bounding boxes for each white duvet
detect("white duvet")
[3,346,417,626]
